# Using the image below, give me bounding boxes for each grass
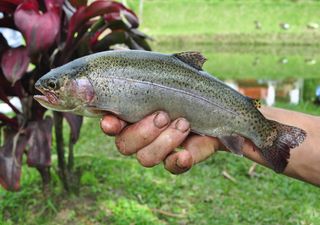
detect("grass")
[1,1,320,224]
[126,0,320,45]
[151,43,320,79]
[1,103,320,225]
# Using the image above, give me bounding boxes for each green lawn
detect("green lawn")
[1,103,320,225]
[152,43,320,79]
[127,0,320,45]
[1,1,320,224]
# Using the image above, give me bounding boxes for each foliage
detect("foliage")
[1,104,320,224]
[303,78,320,103]
[104,198,164,225]
[0,0,150,192]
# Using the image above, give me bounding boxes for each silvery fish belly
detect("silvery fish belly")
[34,50,306,173]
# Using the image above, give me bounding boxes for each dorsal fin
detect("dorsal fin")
[173,51,207,70]
[247,97,261,108]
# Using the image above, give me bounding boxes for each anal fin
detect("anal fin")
[219,134,245,155]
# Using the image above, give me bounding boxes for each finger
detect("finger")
[136,118,190,167]
[100,114,127,136]
[115,111,170,155]
[164,135,219,174]
[182,135,219,164]
[163,150,193,174]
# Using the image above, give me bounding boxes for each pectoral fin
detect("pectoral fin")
[219,135,245,155]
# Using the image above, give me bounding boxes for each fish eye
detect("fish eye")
[47,79,58,90]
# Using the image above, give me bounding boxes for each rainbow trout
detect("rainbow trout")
[34,50,306,172]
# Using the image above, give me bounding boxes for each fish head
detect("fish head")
[34,62,95,113]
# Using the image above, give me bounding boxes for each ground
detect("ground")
[1,103,320,225]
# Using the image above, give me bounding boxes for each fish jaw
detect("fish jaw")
[34,74,96,113]
[34,87,68,111]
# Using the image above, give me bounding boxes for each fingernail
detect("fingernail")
[175,118,190,132]
[176,158,190,170]
[176,158,184,168]
[153,112,169,128]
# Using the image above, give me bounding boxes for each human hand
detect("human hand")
[101,107,320,186]
[100,111,222,174]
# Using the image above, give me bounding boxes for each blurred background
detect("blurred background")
[1,0,320,224]
[127,0,320,108]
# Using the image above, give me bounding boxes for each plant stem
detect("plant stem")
[53,112,69,191]
[37,167,51,195]
[67,132,74,171]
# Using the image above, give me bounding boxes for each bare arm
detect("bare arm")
[100,106,320,186]
[253,107,320,186]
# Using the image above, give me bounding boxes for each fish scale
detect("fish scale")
[34,50,306,173]
[85,51,266,143]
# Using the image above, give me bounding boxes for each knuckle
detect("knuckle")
[164,133,174,146]
[115,138,131,156]
[138,128,150,141]
[136,151,161,167]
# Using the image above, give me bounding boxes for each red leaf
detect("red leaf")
[63,113,83,143]
[89,29,104,47]
[26,117,53,168]
[0,128,29,191]
[104,7,138,28]
[67,1,136,43]
[69,0,88,8]
[1,0,24,5]
[1,47,29,84]
[31,99,48,120]
[0,113,18,128]
[0,3,15,14]
[0,72,24,98]
[91,30,125,51]
[45,0,64,10]
[0,0,24,14]
[14,1,61,54]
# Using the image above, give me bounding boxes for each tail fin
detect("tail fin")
[260,120,306,173]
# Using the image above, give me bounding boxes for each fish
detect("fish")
[34,50,306,173]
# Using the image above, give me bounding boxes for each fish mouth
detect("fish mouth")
[34,93,59,105]
[34,85,60,108]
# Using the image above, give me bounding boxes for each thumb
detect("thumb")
[164,135,220,174]
[182,135,220,164]
[100,114,127,136]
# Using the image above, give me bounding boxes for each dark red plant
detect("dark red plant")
[0,0,151,192]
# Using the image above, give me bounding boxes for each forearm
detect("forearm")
[242,106,320,186]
